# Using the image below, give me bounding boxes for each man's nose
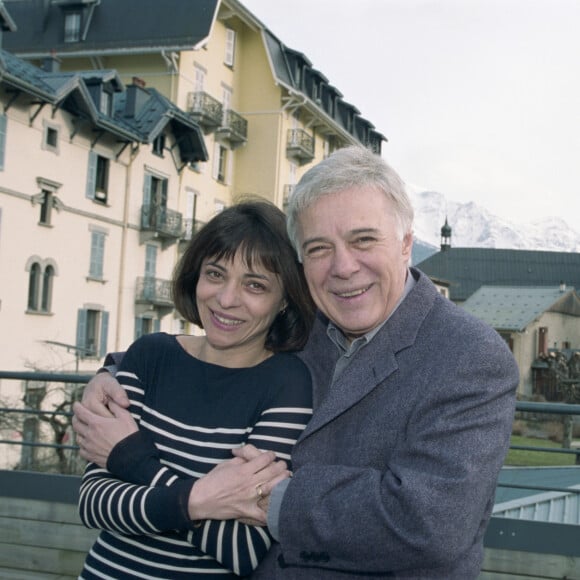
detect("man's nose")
[330,245,359,278]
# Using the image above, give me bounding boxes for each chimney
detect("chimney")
[560,280,566,292]
[124,77,149,118]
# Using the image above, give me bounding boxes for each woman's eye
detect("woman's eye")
[205,269,222,279]
[248,282,266,292]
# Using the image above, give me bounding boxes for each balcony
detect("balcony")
[286,128,315,164]
[140,204,183,243]
[215,108,248,148]
[181,218,207,243]
[187,91,223,134]
[135,276,173,308]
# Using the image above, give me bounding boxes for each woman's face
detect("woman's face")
[196,251,286,365]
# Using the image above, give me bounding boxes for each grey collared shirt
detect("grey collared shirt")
[267,270,417,539]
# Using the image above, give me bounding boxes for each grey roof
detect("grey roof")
[417,248,580,302]
[494,467,580,525]
[0,48,207,161]
[3,0,219,55]
[2,0,385,152]
[462,286,580,331]
[262,28,384,149]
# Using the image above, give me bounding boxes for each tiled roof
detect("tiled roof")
[417,248,580,301]
[3,0,219,55]
[494,467,580,525]
[462,286,580,331]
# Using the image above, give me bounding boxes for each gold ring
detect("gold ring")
[255,483,265,499]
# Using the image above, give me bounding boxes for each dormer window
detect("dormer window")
[153,134,166,157]
[64,11,81,42]
[100,91,111,116]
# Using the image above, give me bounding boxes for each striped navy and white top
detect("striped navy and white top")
[78,332,313,579]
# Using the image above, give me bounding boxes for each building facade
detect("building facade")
[0,0,385,379]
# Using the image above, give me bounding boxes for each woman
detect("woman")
[75,200,315,579]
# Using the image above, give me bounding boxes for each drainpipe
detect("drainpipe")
[114,142,139,350]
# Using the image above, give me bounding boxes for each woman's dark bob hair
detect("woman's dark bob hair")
[173,199,315,353]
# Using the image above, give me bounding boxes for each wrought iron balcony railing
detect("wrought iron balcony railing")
[286,128,315,164]
[135,276,173,307]
[140,204,183,240]
[216,108,248,147]
[186,91,223,134]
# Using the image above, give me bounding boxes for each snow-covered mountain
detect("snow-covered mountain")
[409,190,580,262]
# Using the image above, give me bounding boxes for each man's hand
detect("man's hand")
[72,400,137,467]
[81,371,130,417]
[189,450,290,525]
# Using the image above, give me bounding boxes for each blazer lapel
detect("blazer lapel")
[298,268,437,442]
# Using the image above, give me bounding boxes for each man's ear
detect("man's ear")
[402,231,413,259]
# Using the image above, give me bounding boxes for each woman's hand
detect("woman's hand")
[80,372,130,418]
[72,400,138,467]
[188,450,291,525]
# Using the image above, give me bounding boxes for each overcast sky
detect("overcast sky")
[242,0,579,229]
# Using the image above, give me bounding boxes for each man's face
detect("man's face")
[298,186,413,339]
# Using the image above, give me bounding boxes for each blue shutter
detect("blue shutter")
[89,232,105,278]
[134,317,141,340]
[86,151,97,199]
[142,173,152,227]
[99,311,109,358]
[76,309,87,353]
[154,318,161,332]
[0,114,7,171]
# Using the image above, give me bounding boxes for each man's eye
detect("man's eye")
[354,237,376,247]
[305,245,330,257]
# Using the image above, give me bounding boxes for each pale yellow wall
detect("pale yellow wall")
[0,88,192,381]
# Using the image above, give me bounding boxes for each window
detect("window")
[222,86,232,124]
[42,122,60,154]
[39,190,53,225]
[28,262,41,311]
[212,144,228,183]
[135,316,160,340]
[76,308,109,358]
[64,12,81,43]
[142,171,169,229]
[46,127,58,148]
[183,189,199,241]
[152,134,166,157]
[194,64,206,92]
[27,259,56,313]
[224,28,236,67]
[86,151,110,203]
[41,266,54,312]
[88,228,106,280]
[100,91,111,116]
[0,114,6,171]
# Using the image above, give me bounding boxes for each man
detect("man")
[75,146,518,578]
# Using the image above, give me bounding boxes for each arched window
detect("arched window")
[41,265,54,312]
[28,262,41,311]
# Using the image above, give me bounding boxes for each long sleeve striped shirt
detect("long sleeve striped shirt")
[78,332,312,579]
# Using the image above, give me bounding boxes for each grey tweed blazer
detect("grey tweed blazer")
[252,267,519,579]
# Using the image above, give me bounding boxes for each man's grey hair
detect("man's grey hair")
[286,145,414,261]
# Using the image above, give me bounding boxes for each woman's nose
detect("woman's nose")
[216,282,240,307]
